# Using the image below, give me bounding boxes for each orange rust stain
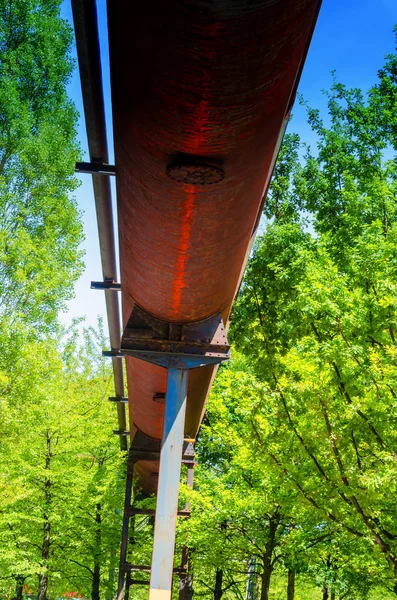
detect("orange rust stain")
[171,89,210,316]
[171,185,195,317]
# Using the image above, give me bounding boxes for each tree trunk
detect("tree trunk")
[38,430,52,600]
[92,503,101,600]
[260,511,280,600]
[287,569,295,600]
[322,585,329,600]
[260,566,272,600]
[14,575,24,600]
[214,568,223,600]
[330,591,336,600]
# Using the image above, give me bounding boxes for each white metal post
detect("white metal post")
[149,367,188,600]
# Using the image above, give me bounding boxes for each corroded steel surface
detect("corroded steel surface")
[107,0,321,492]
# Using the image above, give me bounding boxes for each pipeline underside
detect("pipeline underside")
[107,0,321,492]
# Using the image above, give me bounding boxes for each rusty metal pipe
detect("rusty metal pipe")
[107,0,322,487]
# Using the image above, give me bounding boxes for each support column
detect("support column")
[179,462,195,600]
[118,459,135,600]
[117,306,230,600]
[149,368,188,600]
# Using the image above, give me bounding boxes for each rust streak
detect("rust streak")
[171,185,195,317]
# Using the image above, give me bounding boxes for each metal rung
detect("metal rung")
[120,563,187,575]
[121,564,151,573]
[75,161,116,175]
[124,507,190,518]
[129,452,194,466]
[129,580,149,586]
[114,430,130,436]
[109,396,129,403]
[91,280,121,290]
[128,450,194,465]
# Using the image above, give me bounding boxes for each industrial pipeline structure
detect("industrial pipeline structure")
[71,1,322,599]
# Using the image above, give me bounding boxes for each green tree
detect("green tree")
[58,325,125,600]
[0,0,83,330]
[232,35,397,596]
[181,356,330,600]
[0,327,124,600]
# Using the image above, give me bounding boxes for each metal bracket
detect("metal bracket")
[75,161,116,175]
[103,350,125,358]
[109,396,129,403]
[114,430,130,436]
[182,440,195,466]
[121,303,230,369]
[91,280,121,291]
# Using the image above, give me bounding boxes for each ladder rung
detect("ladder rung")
[120,563,151,572]
[124,507,191,518]
[120,563,187,575]
[129,579,149,585]
[128,451,193,464]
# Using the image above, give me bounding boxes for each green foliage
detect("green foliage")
[230,31,397,598]
[0,326,124,599]
[0,0,84,330]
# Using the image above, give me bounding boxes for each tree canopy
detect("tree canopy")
[0,0,83,330]
[228,33,397,598]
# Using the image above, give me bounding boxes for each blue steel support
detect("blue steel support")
[149,368,189,600]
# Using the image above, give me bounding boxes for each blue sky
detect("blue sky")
[59,0,397,329]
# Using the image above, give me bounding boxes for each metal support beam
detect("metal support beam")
[149,368,188,600]
[75,161,116,175]
[103,350,125,358]
[91,280,121,291]
[179,461,195,600]
[117,310,229,600]
[178,546,192,600]
[71,0,127,450]
[117,459,135,600]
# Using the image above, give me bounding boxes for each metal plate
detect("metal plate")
[166,160,224,185]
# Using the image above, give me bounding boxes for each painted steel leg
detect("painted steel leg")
[118,459,135,600]
[179,463,195,600]
[149,368,188,600]
[178,546,193,600]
